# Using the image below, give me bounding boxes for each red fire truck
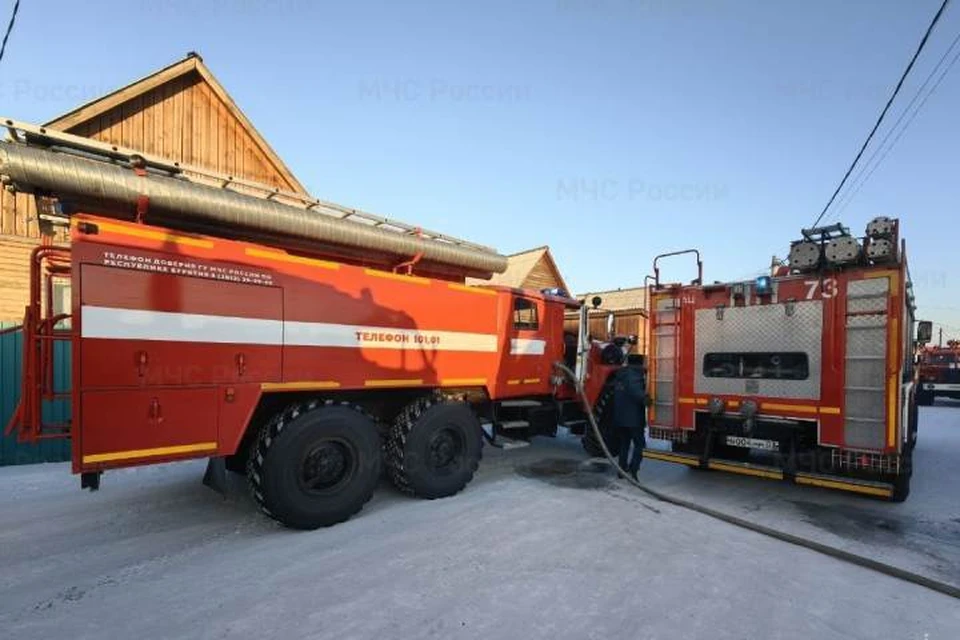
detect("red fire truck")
[1,120,930,527]
[643,218,932,501]
[916,340,960,405]
[1,120,628,529]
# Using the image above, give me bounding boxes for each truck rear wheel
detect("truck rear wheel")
[891,472,911,502]
[247,401,381,529]
[385,396,482,498]
[891,448,913,503]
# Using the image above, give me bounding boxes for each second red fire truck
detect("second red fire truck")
[917,341,960,405]
[641,218,930,501]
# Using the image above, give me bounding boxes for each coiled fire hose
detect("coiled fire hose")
[552,362,960,601]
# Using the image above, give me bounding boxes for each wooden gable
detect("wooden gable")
[522,251,568,292]
[1,53,305,240]
[467,246,570,295]
[0,54,304,320]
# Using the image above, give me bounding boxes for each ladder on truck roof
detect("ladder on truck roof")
[2,118,497,255]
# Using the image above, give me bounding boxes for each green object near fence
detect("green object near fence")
[0,321,72,466]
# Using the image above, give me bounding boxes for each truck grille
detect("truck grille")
[830,449,902,475]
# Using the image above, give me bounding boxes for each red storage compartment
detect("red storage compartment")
[80,387,220,469]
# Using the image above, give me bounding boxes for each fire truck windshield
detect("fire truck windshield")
[703,352,809,380]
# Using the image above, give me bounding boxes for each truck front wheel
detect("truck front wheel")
[248,401,381,529]
[581,379,621,458]
[385,396,483,498]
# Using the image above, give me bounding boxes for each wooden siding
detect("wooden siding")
[576,287,648,313]
[468,247,569,295]
[0,188,35,238]
[564,310,649,355]
[63,72,294,190]
[523,254,564,291]
[0,235,41,322]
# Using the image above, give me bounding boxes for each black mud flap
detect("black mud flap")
[80,471,101,491]
[202,457,228,498]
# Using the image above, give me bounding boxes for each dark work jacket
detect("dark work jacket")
[610,367,648,429]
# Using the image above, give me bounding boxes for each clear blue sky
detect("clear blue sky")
[1,0,958,338]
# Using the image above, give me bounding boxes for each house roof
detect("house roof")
[468,246,570,293]
[576,286,648,313]
[43,52,307,195]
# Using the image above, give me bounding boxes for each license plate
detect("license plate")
[725,436,779,451]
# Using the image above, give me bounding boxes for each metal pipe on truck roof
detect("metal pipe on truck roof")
[0,143,508,279]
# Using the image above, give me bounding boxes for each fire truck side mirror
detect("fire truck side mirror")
[591,296,602,309]
[917,320,933,345]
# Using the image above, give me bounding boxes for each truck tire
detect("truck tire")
[247,401,381,529]
[582,428,606,458]
[385,396,483,498]
[891,476,911,502]
[890,447,913,502]
[581,379,621,458]
[908,390,920,448]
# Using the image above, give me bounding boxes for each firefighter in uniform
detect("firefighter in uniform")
[611,362,649,481]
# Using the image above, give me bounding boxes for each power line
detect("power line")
[832,43,960,220]
[829,27,960,221]
[811,0,952,228]
[830,28,960,219]
[0,0,20,65]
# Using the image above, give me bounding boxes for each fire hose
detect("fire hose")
[552,362,960,601]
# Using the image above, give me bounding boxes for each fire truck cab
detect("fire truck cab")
[643,217,930,501]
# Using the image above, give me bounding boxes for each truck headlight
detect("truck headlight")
[708,397,726,416]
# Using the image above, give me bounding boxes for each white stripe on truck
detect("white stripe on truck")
[284,321,497,352]
[81,306,283,345]
[81,305,500,352]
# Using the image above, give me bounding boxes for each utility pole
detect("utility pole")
[939,327,943,347]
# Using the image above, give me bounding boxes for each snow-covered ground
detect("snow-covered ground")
[637,399,960,591]
[0,403,958,640]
